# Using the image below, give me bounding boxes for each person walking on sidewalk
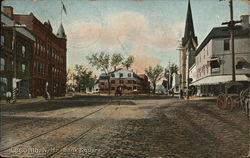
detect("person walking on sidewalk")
[6,91,11,103]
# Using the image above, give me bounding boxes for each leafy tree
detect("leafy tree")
[111,53,124,71]
[122,55,134,70]
[145,65,164,94]
[87,52,113,94]
[74,65,95,92]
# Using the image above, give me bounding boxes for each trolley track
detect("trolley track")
[0,100,112,153]
[46,105,120,158]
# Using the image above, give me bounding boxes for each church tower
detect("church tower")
[181,0,198,98]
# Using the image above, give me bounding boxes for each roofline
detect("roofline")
[195,26,249,56]
[1,11,35,41]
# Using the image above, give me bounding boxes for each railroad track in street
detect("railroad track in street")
[46,104,120,158]
[0,100,113,155]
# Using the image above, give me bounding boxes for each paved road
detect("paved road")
[0,96,249,158]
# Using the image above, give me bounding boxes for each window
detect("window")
[133,80,137,84]
[128,87,132,90]
[133,86,137,90]
[22,45,26,57]
[21,64,26,73]
[100,82,105,85]
[119,73,123,78]
[111,87,115,90]
[128,80,132,84]
[111,80,115,84]
[111,73,115,77]
[1,35,4,46]
[0,77,7,93]
[224,39,230,51]
[0,58,5,71]
[128,73,131,77]
[119,80,124,84]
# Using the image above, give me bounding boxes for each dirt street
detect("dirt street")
[0,96,249,158]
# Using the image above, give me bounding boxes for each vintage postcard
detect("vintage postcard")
[0,0,249,157]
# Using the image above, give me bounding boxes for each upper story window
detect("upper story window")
[21,64,26,73]
[128,73,131,77]
[224,39,230,51]
[111,80,115,84]
[111,73,115,77]
[119,73,123,78]
[22,45,26,57]
[128,80,133,84]
[1,35,5,46]
[0,58,5,71]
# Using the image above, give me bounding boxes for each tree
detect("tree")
[111,53,124,71]
[145,65,164,94]
[87,52,113,94]
[122,55,134,70]
[73,65,95,92]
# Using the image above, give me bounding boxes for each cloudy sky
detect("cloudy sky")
[2,0,249,73]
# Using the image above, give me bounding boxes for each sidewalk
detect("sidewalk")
[0,95,73,106]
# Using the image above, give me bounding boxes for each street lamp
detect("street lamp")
[2,22,26,103]
[221,0,241,82]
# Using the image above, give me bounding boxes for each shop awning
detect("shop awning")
[191,75,249,86]
[207,57,220,63]
[236,57,247,63]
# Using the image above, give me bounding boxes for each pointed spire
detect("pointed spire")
[182,0,197,50]
[56,23,67,39]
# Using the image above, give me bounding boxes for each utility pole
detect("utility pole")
[221,0,241,82]
[186,49,191,100]
[176,40,183,98]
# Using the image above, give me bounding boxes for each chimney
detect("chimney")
[240,15,250,30]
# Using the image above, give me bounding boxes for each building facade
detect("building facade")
[3,6,67,97]
[1,11,35,97]
[98,69,150,94]
[191,15,250,96]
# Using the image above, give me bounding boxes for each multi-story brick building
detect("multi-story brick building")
[98,69,150,94]
[1,11,35,97]
[3,6,67,97]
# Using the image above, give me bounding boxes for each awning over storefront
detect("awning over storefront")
[236,57,247,63]
[191,75,249,86]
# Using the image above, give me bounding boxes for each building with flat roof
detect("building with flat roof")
[3,6,67,97]
[191,15,250,96]
[1,11,35,97]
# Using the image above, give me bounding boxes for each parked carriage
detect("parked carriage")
[217,81,249,116]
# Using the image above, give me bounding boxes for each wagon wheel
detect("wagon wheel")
[217,93,226,109]
[226,96,234,111]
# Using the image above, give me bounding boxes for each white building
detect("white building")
[191,15,250,96]
[171,73,180,94]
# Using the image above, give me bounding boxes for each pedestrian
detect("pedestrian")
[6,91,11,103]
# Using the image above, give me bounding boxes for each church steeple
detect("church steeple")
[182,0,197,50]
[56,23,67,39]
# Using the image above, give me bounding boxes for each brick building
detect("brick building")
[3,6,67,97]
[98,69,150,94]
[1,11,35,97]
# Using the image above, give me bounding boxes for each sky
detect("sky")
[2,0,250,74]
